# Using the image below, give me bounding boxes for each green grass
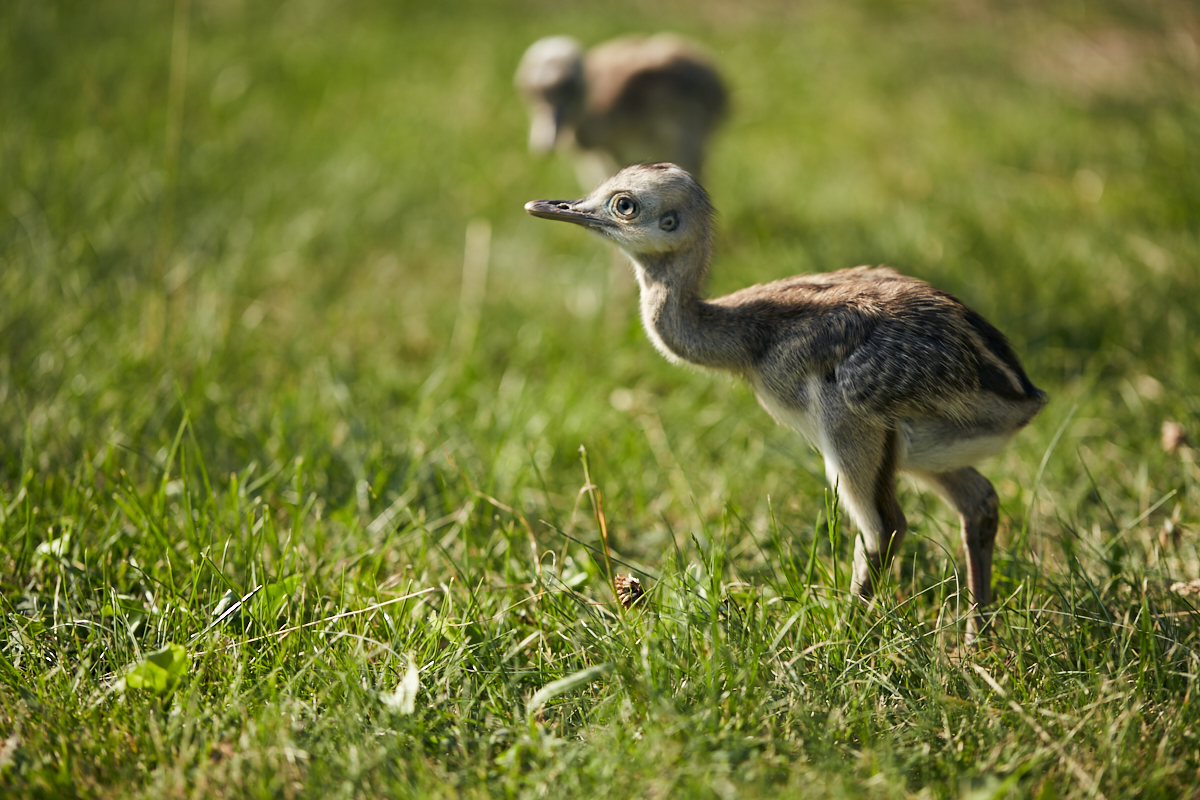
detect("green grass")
[3,0,1200,796]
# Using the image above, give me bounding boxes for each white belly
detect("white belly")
[899,423,1013,473]
[751,375,825,447]
[751,374,1013,475]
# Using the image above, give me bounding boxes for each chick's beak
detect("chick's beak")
[524,199,610,229]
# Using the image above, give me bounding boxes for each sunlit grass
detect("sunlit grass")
[3,0,1200,797]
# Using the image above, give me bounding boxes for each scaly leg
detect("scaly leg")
[911,467,999,643]
[822,424,907,599]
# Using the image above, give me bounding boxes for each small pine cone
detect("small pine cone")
[614,574,645,609]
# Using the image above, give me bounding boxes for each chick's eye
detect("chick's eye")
[612,196,639,218]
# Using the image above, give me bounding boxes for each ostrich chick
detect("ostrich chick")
[515,34,728,187]
[525,164,1046,641]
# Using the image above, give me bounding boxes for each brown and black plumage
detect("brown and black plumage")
[526,164,1046,642]
[515,34,728,187]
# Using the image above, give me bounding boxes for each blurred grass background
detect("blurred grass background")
[3,0,1200,797]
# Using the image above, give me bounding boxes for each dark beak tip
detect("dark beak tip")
[524,197,608,229]
[525,198,581,221]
